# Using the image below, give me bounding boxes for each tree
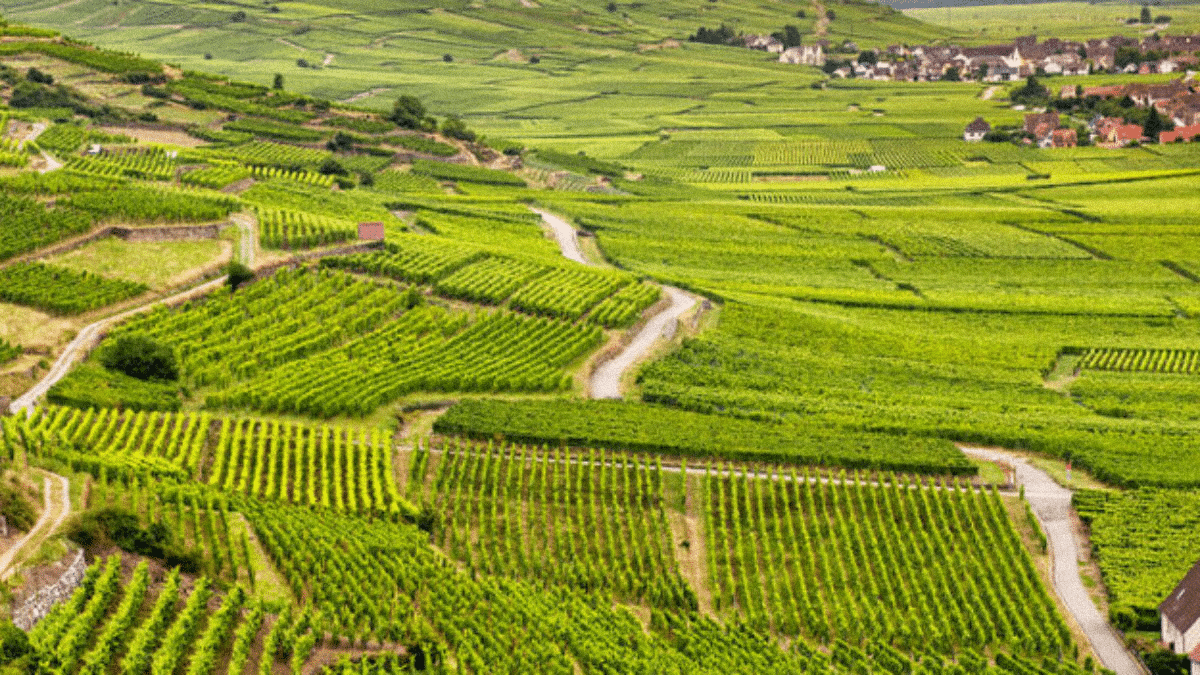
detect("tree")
[318,157,348,175]
[858,50,877,65]
[941,66,961,82]
[273,73,284,89]
[1010,75,1049,105]
[100,335,178,381]
[0,621,30,665]
[441,114,476,142]
[225,261,254,293]
[774,25,802,49]
[1141,3,1151,23]
[1144,105,1166,140]
[688,25,737,45]
[327,131,354,152]
[442,53,454,63]
[606,1,617,11]
[296,58,310,68]
[231,10,247,22]
[391,94,430,130]
[25,67,53,85]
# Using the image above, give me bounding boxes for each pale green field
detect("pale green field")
[906,1,1200,42]
[44,237,229,290]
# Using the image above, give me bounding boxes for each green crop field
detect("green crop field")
[0,2,1198,673]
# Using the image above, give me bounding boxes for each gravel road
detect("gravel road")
[8,276,228,416]
[0,474,71,581]
[590,286,696,399]
[531,207,590,265]
[960,448,1145,675]
[529,207,701,399]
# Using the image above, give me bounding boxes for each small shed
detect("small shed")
[358,222,385,241]
[963,117,991,142]
[1162,559,1200,661]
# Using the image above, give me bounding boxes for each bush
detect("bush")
[391,94,430,130]
[64,506,202,572]
[0,621,30,665]
[440,114,476,142]
[1144,648,1188,675]
[0,483,36,532]
[25,67,52,84]
[99,335,178,381]
[226,261,254,292]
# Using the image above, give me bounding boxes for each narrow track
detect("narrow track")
[960,448,1145,675]
[0,474,71,581]
[8,276,227,416]
[531,206,702,399]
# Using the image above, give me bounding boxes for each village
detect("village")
[744,31,1200,82]
[963,76,1200,148]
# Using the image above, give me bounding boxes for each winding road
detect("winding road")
[0,474,71,581]
[8,276,228,416]
[531,207,701,399]
[960,448,1144,675]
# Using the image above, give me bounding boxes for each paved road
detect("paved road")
[8,276,227,416]
[0,474,71,581]
[960,448,1144,675]
[531,207,590,265]
[590,287,697,399]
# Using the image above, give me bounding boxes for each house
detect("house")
[964,117,991,142]
[1162,560,1200,667]
[744,35,784,53]
[779,45,824,66]
[1025,112,1060,135]
[1051,128,1077,148]
[1160,123,1200,143]
[357,222,385,241]
[1111,124,1146,145]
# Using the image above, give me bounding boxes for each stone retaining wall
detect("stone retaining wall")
[12,549,86,630]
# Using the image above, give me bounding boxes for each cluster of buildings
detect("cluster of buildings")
[964,76,1199,147]
[742,32,1200,82]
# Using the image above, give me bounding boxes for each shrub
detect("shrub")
[99,334,179,381]
[25,67,52,84]
[0,483,36,531]
[226,261,254,292]
[64,506,202,571]
[0,621,30,665]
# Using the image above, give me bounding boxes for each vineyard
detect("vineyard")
[62,187,238,223]
[415,440,695,609]
[703,468,1069,655]
[67,147,177,182]
[180,163,252,189]
[0,262,147,314]
[28,557,318,675]
[1078,347,1200,374]
[321,235,658,325]
[433,399,975,474]
[0,193,92,262]
[255,206,357,249]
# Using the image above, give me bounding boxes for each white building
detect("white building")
[963,117,991,142]
[1162,559,1200,675]
[779,45,824,67]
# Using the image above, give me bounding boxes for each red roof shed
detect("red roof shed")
[358,222,385,241]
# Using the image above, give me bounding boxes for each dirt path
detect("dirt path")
[37,150,63,174]
[982,86,999,100]
[531,207,589,265]
[591,287,696,399]
[8,276,227,416]
[530,206,703,399]
[960,448,1144,675]
[812,0,830,37]
[0,473,71,581]
[322,53,334,67]
[230,212,256,266]
[339,87,391,105]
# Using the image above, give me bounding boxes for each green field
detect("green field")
[0,3,1198,674]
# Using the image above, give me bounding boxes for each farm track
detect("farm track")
[0,473,71,581]
[531,207,701,399]
[959,448,1145,675]
[8,276,228,416]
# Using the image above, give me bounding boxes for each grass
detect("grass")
[0,302,76,351]
[905,1,1200,43]
[43,237,229,290]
